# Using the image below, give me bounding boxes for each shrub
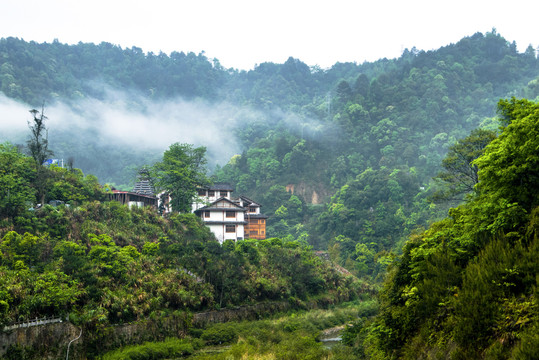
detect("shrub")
[101,338,197,360]
[201,323,238,345]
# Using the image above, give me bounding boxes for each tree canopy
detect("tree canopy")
[430,128,497,203]
[346,98,539,358]
[475,98,539,209]
[152,143,210,213]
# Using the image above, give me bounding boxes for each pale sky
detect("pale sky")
[0,0,537,70]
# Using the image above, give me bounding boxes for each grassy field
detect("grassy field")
[99,299,377,360]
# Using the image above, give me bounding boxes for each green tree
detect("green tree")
[336,80,353,103]
[354,73,370,99]
[26,106,53,205]
[152,143,209,213]
[475,98,539,210]
[0,143,35,219]
[431,128,496,203]
[47,166,106,204]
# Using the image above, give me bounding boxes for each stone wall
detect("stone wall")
[0,302,291,359]
[0,321,80,359]
[193,301,289,326]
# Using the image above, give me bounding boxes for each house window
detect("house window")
[226,224,235,233]
[208,190,215,197]
[259,219,265,224]
[220,191,228,197]
[249,206,257,213]
[226,211,235,218]
[204,211,210,218]
[197,189,206,196]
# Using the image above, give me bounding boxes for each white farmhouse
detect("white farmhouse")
[192,184,267,243]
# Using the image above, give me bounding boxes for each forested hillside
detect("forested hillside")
[215,30,539,279]
[342,98,539,359]
[0,143,360,358]
[2,30,539,281]
[1,29,539,359]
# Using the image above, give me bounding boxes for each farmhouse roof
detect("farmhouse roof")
[133,179,155,196]
[204,183,234,191]
[194,197,246,212]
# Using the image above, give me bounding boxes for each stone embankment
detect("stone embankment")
[1,319,80,359]
[0,301,292,359]
[1,253,364,359]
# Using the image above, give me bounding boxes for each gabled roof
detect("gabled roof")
[201,183,234,191]
[194,197,246,213]
[238,195,261,207]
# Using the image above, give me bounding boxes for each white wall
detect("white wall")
[208,223,245,243]
[203,209,245,222]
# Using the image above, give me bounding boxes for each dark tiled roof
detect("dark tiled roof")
[194,197,245,212]
[133,180,154,195]
[109,191,157,200]
[205,183,234,191]
[245,213,268,219]
[239,195,260,207]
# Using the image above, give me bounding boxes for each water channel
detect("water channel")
[319,325,345,349]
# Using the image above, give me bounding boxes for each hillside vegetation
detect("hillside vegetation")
[343,98,539,358]
[0,144,360,358]
[1,29,539,358]
[0,199,359,326]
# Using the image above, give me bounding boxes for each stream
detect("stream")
[319,325,345,349]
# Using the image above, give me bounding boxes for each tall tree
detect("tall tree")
[430,128,497,203]
[152,143,209,213]
[475,98,539,210]
[26,106,53,205]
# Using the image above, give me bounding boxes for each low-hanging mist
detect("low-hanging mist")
[1,89,246,184]
[0,88,328,187]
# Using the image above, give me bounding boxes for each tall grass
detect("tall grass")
[99,300,378,359]
[100,338,202,360]
[188,300,377,359]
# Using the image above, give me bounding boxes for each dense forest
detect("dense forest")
[1,30,539,358]
[0,141,361,358]
[342,98,539,359]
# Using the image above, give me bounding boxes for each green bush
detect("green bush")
[100,338,198,360]
[201,323,238,345]
[510,324,539,360]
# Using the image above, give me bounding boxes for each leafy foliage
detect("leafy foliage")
[430,128,497,203]
[350,98,539,358]
[187,303,373,360]
[475,98,539,209]
[212,30,539,281]
[25,107,53,205]
[101,338,200,360]
[152,142,209,213]
[0,202,359,330]
[0,143,35,220]
[0,144,361,359]
[2,31,539,358]
[0,142,108,226]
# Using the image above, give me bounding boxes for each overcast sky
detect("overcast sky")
[0,0,537,70]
